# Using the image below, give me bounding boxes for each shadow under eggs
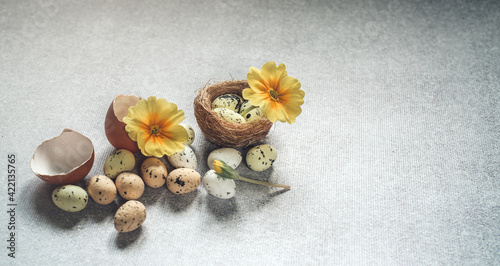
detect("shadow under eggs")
[163,189,199,212]
[85,198,119,224]
[114,226,143,249]
[206,195,239,221]
[139,185,168,206]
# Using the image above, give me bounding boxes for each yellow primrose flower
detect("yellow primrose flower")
[123,96,189,157]
[242,61,305,124]
[213,160,290,190]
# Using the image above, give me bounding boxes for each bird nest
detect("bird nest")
[194,80,272,147]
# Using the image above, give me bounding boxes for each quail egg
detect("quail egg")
[87,175,117,205]
[213,108,246,124]
[115,172,145,200]
[246,144,277,172]
[212,94,243,112]
[166,168,201,195]
[52,185,88,212]
[104,149,136,179]
[167,144,197,170]
[207,148,242,170]
[203,170,236,199]
[114,200,146,233]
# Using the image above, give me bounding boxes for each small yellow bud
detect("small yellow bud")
[213,160,224,174]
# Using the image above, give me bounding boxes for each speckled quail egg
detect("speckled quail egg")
[141,157,167,188]
[87,175,117,205]
[52,185,88,212]
[115,172,145,200]
[166,168,201,195]
[213,108,246,124]
[239,100,257,117]
[114,200,146,233]
[203,170,236,199]
[211,94,243,112]
[167,144,197,170]
[243,107,263,123]
[180,123,195,146]
[207,148,242,170]
[246,144,277,172]
[104,149,136,179]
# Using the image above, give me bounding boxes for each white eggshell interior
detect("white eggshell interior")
[31,129,94,176]
[207,148,242,170]
[114,95,140,122]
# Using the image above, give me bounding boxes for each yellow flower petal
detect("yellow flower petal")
[144,136,170,157]
[246,67,270,93]
[242,88,269,107]
[136,97,158,123]
[270,101,290,123]
[260,61,287,90]
[277,75,302,94]
[282,103,302,124]
[161,124,189,149]
[135,130,152,156]
[260,103,278,123]
[124,117,145,142]
[155,98,178,118]
[158,109,186,129]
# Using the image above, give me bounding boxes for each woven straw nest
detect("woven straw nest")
[194,80,273,148]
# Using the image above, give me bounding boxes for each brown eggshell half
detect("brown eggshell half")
[30,129,95,185]
[104,95,141,153]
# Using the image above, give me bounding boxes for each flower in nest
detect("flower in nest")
[123,96,188,157]
[242,61,305,124]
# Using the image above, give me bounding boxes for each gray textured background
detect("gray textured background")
[1,0,499,265]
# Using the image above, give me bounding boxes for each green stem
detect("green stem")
[235,175,290,190]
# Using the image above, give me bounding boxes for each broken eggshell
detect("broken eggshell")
[104,95,141,153]
[30,129,95,185]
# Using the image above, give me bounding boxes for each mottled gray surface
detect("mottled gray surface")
[1,0,499,264]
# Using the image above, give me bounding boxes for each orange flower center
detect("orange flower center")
[269,89,279,101]
[151,125,160,135]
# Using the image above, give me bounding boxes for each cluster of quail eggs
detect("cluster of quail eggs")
[212,94,263,123]
[51,123,200,233]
